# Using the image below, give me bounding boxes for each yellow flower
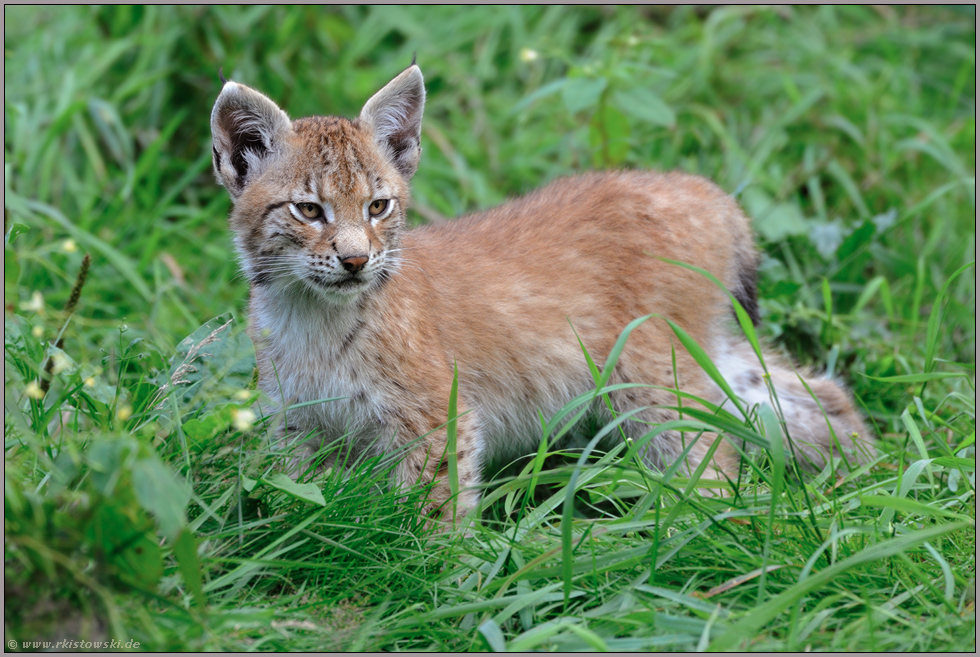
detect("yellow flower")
[31,325,44,338]
[84,377,96,387]
[116,406,133,422]
[520,48,539,63]
[62,239,78,253]
[25,382,44,399]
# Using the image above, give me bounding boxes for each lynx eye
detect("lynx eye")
[295,202,322,220]
[368,199,390,218]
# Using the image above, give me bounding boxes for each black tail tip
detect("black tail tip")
[734,267,761,326]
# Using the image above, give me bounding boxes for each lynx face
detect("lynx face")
[211,67,424,304]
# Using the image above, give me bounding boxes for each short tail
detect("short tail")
[730,250,760,326]
[763,362,872,469]
[717,336,874,469]
[722,195,762,326]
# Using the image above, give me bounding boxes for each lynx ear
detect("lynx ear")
[211,81,292,197]
[359,65,426,180]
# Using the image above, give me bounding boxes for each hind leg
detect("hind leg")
[604,370,740,495]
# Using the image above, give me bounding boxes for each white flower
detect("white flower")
[62,239,78,253]
[51,351,72,375]
[232,408,257,432]
[20,291,44,314]
[520,48,539,63]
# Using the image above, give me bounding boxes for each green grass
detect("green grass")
[4,5,975,652]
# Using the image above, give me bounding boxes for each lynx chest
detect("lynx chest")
[253,301,395,453]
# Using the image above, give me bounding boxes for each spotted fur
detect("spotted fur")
[211,65,873,525]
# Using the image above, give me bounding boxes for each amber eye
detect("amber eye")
[295,202,322,220]
[368,199,390,217]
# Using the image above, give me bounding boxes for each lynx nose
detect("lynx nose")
[340,255,369,273]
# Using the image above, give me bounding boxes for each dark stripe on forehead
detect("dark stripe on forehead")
[294,115,362,176]
[291,115,382,198]
[293,115,352,136]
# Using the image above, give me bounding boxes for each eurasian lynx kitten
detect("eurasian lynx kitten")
[211,64,871,523]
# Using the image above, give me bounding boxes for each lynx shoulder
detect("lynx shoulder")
[211,64,873,524]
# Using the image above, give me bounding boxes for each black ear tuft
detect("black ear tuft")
[219,67,228,85]
[225,114,268,181]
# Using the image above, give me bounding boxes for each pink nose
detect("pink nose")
[340,255,368,273]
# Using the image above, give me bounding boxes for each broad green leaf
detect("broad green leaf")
[562,76,607,114]
[741,188,808,242]
[174,528,206,607]
[131,457,190,541]
[115,531,165,588]
[89,500,164,588]
[4,248,20,293]
[478,619,506,652]
[260,472,326,507]
[156,314,257,416]
[810,220,845,259]
[181,404,235,448]
[512,78,566,114]
[836,219,876,261]
[589,103,631,166]
[613,87,676,127]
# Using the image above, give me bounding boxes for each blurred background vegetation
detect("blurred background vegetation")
[4,7,976,369]
[5,6,974,408]
[4,5,975,651]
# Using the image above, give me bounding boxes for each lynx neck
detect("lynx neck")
[251,284,373,359]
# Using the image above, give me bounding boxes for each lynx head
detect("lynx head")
[211,65,425,302]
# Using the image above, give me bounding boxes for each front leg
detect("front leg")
[278,421,331,479]
[394,412,483,528]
